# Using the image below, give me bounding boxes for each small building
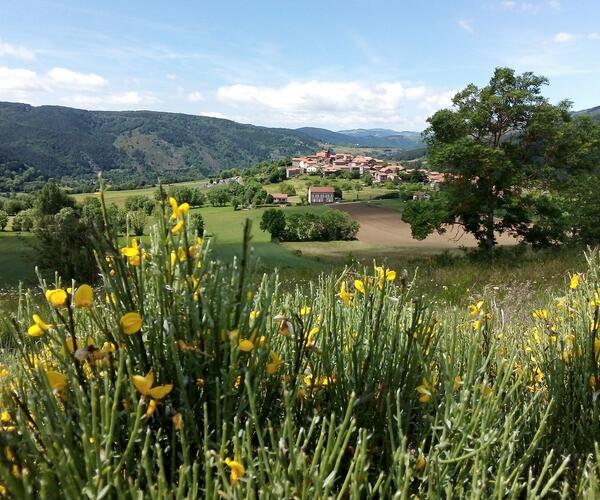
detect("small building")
[412,191,431,201]
[272,193,289,204]
[286,167,302,178]
[308,186,335,204]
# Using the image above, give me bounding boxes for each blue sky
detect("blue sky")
[1,0,599,131]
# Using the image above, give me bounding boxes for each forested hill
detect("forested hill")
[0,102,318,191]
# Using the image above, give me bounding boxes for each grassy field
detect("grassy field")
[72,180,209,207]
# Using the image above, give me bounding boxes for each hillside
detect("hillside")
[0,102,318,191]
[297,126,424,149]
[576,105,600,120]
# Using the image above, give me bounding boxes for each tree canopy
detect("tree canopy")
[403,67,600,249]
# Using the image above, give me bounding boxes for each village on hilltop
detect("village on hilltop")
[287,149,445,186]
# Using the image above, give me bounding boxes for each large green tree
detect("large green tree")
[403,67,599,249]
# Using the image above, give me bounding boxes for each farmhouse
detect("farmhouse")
[286,167,302,178]
[308,186,335,204]
[272,193,289,204]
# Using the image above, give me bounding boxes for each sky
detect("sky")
[1,0,599,131]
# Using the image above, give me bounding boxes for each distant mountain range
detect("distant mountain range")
[0,101,425,192]
[0,102,318,191]
[296,127,424,149]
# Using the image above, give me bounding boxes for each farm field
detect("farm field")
[0,201,585,308]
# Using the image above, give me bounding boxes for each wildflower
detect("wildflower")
[299,306,311,316]
[0,411,10,424]
[120,239,141,266]
[590,375,597,389]
[45,289,67,308]
[172,412,183,430]
[416,454,426,473]
[73,284,94,308]
[170,251,177,267]
[472,319,482,331]
[169,197,190,220]
[47,370,67,391]
[570,273,580,289]
[416,378,433,403]
[146,399,157,417]
[354,279,365,294]
[375,266,396,288]
[27,314,53,337]
[267,351,282,375]
[249,310,260,321]
[532,309,549,320]
[171,220,185,235]
[239,339,254,352]
[120,312,142,335]
[306,326,319,347]
[468,300,484,317]
[453,375,462,391]
[534,367,544,384]
[132,370,173,399]
[338,281,353,305]
[482,384,492,398]
[224,458,245,486]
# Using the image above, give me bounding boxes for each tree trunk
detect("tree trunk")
[485,208,495,251]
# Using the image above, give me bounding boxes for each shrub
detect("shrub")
[125,195,156,215]
[3,200,600,496]
[0,210,7,230]
[11,209,35,232]
[127,210,147,236]
[190,212,204,236]
[263,209,359,242]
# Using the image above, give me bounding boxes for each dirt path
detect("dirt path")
[331,202,517,248]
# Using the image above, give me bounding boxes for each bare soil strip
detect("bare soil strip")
[331,202,517,248]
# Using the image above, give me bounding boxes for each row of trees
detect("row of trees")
[402,67,600,250]
[260,208,359,242]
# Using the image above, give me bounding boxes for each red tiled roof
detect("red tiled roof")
[309,186,335,193]
[272,193,288,198]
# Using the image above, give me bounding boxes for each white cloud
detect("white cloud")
[500,0,560,12]
[199,111,226,119]
[553,32,577,43]
[47,67,107,90]
[458,19,474,33]
[0,39,35,60]
[62,91,159,109]
[589,33,600,40]
[217,80,452,129]
[187,91,204,102]
[0,66,44,91]
[166,73,177,80]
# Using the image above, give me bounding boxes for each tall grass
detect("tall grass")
[1,192,600,498]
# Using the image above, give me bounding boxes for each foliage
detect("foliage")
[32,207,99,283]
[125,195,156,215]
[35,182,76,216]
[0,102,317,191]
[3,199,600,496]
[206,185,231,207]
[190,212,204,237]
[127,210,147,236]
[262,209,359,242]
[11,209,35,232]
[260,209,286,240]
[0,210,7,231]
[278,182,297,196]
[402,194,451,240]
[165,186,205,207]
[413,67,600,250]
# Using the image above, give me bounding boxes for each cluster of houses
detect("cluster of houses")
[286,150,445,187]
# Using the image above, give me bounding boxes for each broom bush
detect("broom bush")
[1,188,600,498]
